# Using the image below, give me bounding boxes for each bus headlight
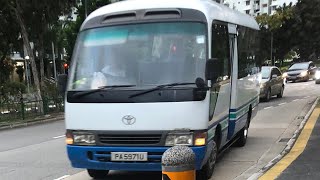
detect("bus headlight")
[165,133,193,146]
[66,131,96,145]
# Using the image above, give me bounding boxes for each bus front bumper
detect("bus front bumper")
[67,145,210,171]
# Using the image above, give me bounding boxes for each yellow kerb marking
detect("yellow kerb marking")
[259,107,320,180]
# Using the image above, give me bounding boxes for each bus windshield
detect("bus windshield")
[68,22,207,91]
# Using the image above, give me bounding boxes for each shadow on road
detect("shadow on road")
[95,171,161,180]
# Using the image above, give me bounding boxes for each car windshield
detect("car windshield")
[67,22,207,91]
[261,67,271,79]
[288,63,309,70]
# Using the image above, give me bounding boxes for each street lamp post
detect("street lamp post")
[271,31,273,65]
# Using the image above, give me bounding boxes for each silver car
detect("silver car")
[260,66,285,102]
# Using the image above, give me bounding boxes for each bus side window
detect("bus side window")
[237,26,259,78]
[211,23,231,82]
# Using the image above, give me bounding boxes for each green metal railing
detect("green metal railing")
[0,96,64,123]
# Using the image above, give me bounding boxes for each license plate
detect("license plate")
[111,152,148,161]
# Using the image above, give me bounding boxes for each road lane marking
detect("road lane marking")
[264,106,273,110]
[53,135,65,139]
[54,175,70,180]
[278,103,286,106]
[259,104,320,180]
[293,99,301,102]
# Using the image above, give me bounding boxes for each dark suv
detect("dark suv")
[284,61,317,82]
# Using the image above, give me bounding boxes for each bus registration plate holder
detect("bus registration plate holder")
[111,152,148,161]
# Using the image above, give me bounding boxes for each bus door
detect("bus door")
[227,24,239,140]
[208,22,232,148]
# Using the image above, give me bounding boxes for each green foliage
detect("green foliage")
[41,82,60,99]
[289,0,320,60]
[62,0,111,60]
[0,57,15,84]
[0,81,26,103]
[256,3,295,65]
[256,0,320,64]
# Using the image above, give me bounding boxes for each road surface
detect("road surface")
[0,80,318,180]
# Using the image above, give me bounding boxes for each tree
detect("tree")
[1,0,43,104]
[63,0,111,60]
[289,0,320,61]
[256,3,294,65]
[24,0,74,88]
[1,0,74,105]
[0,4,21,84]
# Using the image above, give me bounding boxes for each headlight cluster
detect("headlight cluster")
[165,131,207,146]
[66,131,96,145]
[300,71,308,77]
[282,72,288,78]
[66,131,207,146]
[260,83,266,89]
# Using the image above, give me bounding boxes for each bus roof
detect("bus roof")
[82,0,259,30]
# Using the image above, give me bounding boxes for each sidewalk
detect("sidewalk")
[259,100,320,180]
[0,112,64,130]
[277,113,320,179]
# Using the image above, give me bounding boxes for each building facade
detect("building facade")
[225,0,297,16]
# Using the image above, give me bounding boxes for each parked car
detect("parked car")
[315,68,320,84]
[260,66,285,102]
[283,61,317,82]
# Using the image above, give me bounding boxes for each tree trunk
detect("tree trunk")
[39,33,45,88]
[13,1,43,113]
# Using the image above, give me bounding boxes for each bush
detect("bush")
[41,81,60,99]
[0,81,26,103]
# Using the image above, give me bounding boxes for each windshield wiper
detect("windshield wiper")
[129,82,195,98]
[72,85,136,98]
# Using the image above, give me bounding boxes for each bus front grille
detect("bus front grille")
[98,134,162,145]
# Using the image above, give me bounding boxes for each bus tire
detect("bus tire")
[235,120,249,147]
[197,141,218,180]
[87,169,109,179]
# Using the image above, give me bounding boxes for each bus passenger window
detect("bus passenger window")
[211,23,231,82]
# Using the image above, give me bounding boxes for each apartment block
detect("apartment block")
[225,0,297,16]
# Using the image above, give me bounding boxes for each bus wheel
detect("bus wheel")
[235,120,249,147]
[87,169,109,179]
[197,141,217,180]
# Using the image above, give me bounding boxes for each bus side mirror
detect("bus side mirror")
[58,74,68,96]
[205,58,223,84]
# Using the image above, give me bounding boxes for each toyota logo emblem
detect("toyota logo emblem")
[122,115,136,125]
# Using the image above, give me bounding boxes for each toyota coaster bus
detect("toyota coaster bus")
[62,0,261,179]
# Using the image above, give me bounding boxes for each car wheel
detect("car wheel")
[87,169,109,179]
[197,141,218,180]
[277,86,284,98]
[265,89,271,102]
